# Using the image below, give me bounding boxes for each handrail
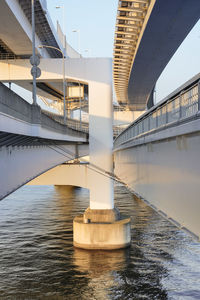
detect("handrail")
[42,110,125,137]
[114,78,200,147]
[42,110,88,133]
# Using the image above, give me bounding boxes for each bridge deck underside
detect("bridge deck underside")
[0,139,88,200]
[114,0,200,110]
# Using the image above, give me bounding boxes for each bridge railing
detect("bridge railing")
[114,79,199,147]
[42,110,125,137]
[42,110,89,133]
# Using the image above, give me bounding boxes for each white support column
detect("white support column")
[88,81,114,209]
[72,58,131,250]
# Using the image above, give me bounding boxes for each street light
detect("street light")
[39,45,66,124]
[79,82,82,130]
[31,0,37,105]
[55,5,66,54]
[72,29,81,56]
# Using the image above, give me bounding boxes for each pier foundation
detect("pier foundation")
[73,208,131,249]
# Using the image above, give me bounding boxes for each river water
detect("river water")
[0,184,199,300]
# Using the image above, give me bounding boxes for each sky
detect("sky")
[46,0,200,104]
[155,19,200,102]
[47,0,118,58]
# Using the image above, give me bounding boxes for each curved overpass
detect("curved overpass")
[28,164,90,190]
[113,0,200,110]
[0,137,88,200]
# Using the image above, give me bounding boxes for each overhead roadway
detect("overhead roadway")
[0,0,87,109]
[0,0,64,101]
[113,0,200,110]
[0,0,63,59]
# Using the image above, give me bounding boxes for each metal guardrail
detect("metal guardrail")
[0,54,18,60]
[42,111,89,133]
[42,110,125,137]
[114,80,200,147]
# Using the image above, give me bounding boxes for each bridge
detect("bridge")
[0,0,200,249]
[114,72,200,240]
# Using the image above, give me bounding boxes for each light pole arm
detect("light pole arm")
[39,45,64,57]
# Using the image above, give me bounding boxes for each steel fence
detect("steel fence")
[42,110,125,137]
[114,81,199,147]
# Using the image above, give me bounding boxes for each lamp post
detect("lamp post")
[79,82,82,129]
[55,5,66,54]
[31,0,37,105]
[39,45,66,124]
[72,29,81,57]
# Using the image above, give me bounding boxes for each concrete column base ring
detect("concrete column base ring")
[73,208,131,250]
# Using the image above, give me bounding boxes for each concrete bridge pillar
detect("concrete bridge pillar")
[88,81,114,210]
[73,80,131,250]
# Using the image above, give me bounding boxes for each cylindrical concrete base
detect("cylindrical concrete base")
[73,215,131,250]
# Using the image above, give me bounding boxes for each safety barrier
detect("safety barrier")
[114,79,200,147]
[43,110,125,137]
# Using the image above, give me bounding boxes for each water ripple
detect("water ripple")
[0,184,199,299]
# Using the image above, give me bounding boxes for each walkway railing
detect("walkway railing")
[114,77,200,148]
[42,110,124,137]
[42,111,89,133]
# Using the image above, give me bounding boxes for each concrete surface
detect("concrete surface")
[73,214,131,250]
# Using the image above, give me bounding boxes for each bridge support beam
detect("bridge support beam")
[73,80,130,249]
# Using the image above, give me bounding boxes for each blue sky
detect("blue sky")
[46,0,200,103]
[155,19,200,102]
[47,0,118,58]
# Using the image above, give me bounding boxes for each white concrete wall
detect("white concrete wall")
[114,128,200,241]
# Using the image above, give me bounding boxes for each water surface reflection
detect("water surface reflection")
[0,184,199,299]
